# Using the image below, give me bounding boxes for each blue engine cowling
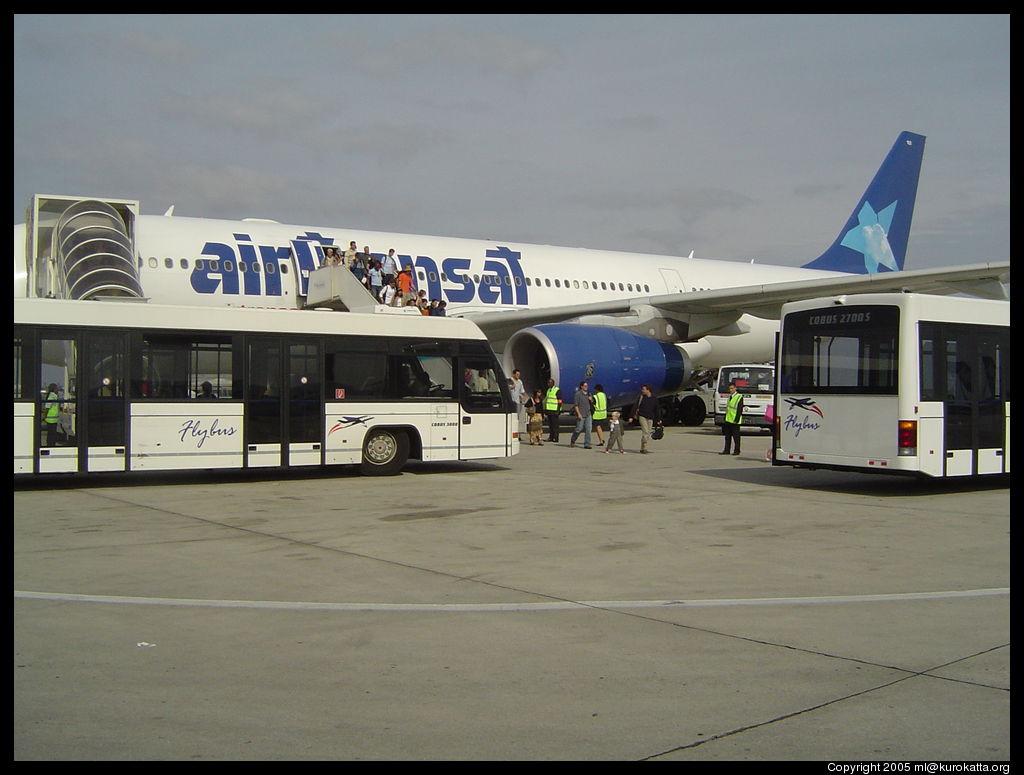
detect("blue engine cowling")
[502,324,690,409]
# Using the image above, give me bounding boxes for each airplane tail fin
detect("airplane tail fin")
[802,131,925,274]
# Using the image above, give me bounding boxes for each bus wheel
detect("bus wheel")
[361,428,409,476]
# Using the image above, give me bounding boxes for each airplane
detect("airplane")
[14,131,1009,418]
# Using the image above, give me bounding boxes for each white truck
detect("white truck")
[713,364,775,430]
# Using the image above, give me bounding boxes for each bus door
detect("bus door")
[391,343,459,461]
[922,323,1008,476]
[82,331,128,472]
[36,333,79,473]
[245,337,323,468]
[14,328,32,474]
[35,331,128,473]
[458,352,512,460]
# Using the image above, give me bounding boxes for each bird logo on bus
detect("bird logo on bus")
[784,397,824,418]
[328,416,373,436]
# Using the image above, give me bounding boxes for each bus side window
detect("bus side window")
[387,354,454,399]
[134,333,233,399]
[460,359,503,410]
[325,342,386,400]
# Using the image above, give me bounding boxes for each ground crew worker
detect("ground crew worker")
[42,382,61,447]
[544,378,562,443]
[720,381,744,455]
[591,384,608,447]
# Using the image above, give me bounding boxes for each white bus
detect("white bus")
[14,298,519,477]
[774,293,1009,478]
[713,363,775,429]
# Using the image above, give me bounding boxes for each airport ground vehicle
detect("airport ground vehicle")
[656,368,715,426]
[774,293,1009,478]
[666,383,715,426]
[713,364,775,429]
[14,298,518,477]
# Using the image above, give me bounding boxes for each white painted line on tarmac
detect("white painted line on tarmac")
[13,587,1009,612]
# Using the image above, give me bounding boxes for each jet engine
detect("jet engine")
[503,324,691,409]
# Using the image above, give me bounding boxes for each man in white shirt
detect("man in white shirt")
[382,249,399,285]
[510,369,527,434]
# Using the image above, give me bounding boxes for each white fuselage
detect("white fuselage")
[130,214,842,312]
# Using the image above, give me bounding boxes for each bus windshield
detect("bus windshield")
[780,305,899,394]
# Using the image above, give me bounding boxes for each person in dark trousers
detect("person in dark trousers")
[628,383,662,454]
[591,384,608,448]
[544,378,563,443]
[42,382,61,447]
[720,381,744,455]
[569,381,593,449]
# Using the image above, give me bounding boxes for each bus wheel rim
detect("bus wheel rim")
[366,432,397,464]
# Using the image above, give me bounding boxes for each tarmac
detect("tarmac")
[13,423,1010,761]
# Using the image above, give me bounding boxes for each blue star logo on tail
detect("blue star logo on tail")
[840,200,899,273]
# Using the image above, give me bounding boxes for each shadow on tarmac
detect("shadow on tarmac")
[684,424,1009,496]
[13,460,510,491]
[692,463,1010,497]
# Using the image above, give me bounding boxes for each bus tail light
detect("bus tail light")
[898,421,917,456]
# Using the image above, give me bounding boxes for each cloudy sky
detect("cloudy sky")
[14,14,1009,270]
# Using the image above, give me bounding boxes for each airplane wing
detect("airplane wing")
[461,261,1010,345]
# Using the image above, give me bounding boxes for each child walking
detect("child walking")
[604,411,625,454]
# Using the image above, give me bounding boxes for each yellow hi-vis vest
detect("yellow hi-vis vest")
[544,386,561,411]
[592,391,607,420]
[725,392,743,424]
[44,392,60,424]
